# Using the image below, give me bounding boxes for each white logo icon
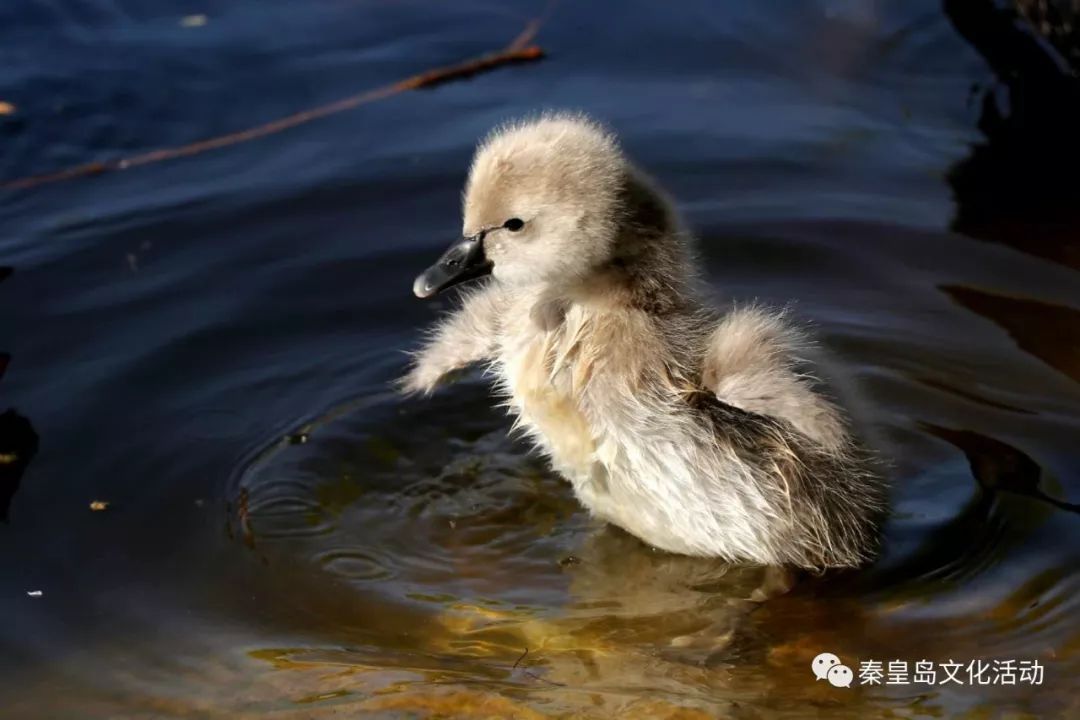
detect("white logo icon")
[812,652,853,688]
[812,652,841,680]
[828,664,854,687]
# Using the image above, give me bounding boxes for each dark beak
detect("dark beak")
[412,234,493,299]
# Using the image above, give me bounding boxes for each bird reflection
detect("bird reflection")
[556,525,796,668]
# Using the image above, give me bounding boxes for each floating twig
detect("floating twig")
[237,486,254,548]
[513,647,529,670]
[1,21,547,192]
[511,647,567,687]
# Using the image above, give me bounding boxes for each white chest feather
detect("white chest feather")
[493,303,770,559]
[498,313,597,483]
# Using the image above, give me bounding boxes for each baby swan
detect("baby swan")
[401,114,886,569]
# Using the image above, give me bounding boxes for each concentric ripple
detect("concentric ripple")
[235,382,588,605]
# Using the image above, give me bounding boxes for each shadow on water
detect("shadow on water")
[944,0,1080,269]
[0,409,38,522]
[838,421,1076,600]
[0,266,39,522]
[925,423,1079,513]
[942,284,1080,383]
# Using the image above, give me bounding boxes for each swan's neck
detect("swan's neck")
[589,169,701,314]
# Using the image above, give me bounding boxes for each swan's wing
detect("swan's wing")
[701,305,849,451]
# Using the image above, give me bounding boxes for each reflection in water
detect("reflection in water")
[944,0,1080,269]
[1016,0,1080,69]
[925,423,1079,513]
[913,375,1036,414]
[0,265,38,522]
[227,388,810,715]
[942,284,1080,383]
[206,380,1077,717]
[0,409,38,522]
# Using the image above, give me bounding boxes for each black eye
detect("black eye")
[503,218,524,232]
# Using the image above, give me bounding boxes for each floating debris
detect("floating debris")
[89,500,109,511]
[296,689,352,705]
[0,16,547,192]
[180,14,207,28]
[227,487,255,548]
[238,486,253,548]
[0,101,15,116]
[26,590,42,597]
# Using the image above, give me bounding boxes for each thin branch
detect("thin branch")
[511,647,567,688]
[2,28,546,192]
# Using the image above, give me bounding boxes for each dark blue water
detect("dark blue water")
[2,1,1078,717]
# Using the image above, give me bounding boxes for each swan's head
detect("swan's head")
[413,114,627,298]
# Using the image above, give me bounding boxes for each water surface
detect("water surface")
[1,1,1078,717]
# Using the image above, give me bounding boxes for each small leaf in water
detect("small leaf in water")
[89,500,109,511]
[0,101,15,116]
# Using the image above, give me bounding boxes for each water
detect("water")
[2,1,1078,717]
